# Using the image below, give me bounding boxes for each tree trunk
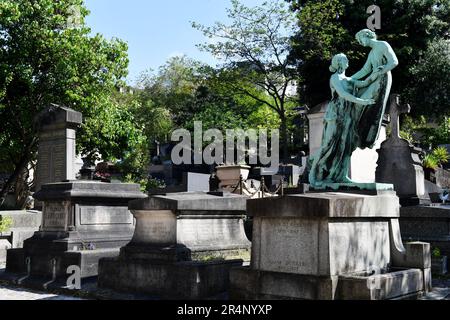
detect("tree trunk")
[280,115,289,163]
[14,166,31,210]
[0,139,36,208]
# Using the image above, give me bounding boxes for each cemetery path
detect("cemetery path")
[0,284,85,300]
[0,263,85,300]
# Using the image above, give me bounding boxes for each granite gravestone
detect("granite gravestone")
[230,190,432,300]
[35,105,82,201]
[98,192,251,299]
[376,94,429,206]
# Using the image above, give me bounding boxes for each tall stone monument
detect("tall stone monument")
[5,105,146,286]
[376,94,429,206]
[231,30,432,300]
[34,104,82,207]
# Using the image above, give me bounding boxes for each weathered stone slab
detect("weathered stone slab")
[247,192,400,218]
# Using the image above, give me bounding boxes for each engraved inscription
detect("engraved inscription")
[132,211,176,244]
[259,218,318,275]
[52,144,66,182]
[177,219,235,244]
[43,201,69,231]
[79,206,133,225]
[148,221,173,240]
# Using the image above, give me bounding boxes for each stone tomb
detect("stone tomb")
[0,211,42,264]
[98,192,251,299]
[230,191,432,300]
[6,181,145,283]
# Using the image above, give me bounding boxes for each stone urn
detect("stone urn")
[216,165,251,189]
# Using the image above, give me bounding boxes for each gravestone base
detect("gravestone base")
[99,253,243,299]
[230,191,431,300]
[230,267,425,300]
[6,247,120,279]
[5,181,145,283]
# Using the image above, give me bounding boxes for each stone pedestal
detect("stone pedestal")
[98,192,251,299]
[5,181,145,283]
[34,105,83,209]
[230,191,431,300]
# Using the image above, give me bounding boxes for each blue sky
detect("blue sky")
[85,0,264,85]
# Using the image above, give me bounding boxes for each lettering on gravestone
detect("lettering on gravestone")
[79,206,133,225]
[43,201,70,231]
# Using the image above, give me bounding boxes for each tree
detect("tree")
[192,0,298,161]
[137,55,280,134]
[288,0,450,115]
[405,39,450,117]
[137,56,202,127]
[118,84,174,189]
[0,0,131,207]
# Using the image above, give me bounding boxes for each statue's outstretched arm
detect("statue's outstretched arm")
[331,77,374,105]
[351,58,372,80]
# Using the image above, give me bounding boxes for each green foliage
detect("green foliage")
[111,86,173,188]
[193,0,299,159]
[0,0,134,203]
[137,54,280,134]
[77,92,144,162]
[0,216,13,233]
[405,39,450,117]
[432,247,442,258]
[288,0,450,112]
[432,146,450,164]
[145,177,166,192]
[401,115,450,148]
[423,147,450,170]
[423,154,440,170]
[137,56,201,127]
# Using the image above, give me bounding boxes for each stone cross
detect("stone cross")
[388,94,411,139]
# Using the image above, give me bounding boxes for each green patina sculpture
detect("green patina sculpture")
[309,29,399,190]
